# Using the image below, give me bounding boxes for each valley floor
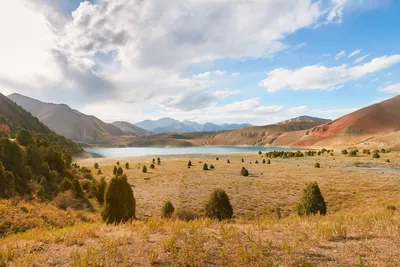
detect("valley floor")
[1,151,400,266]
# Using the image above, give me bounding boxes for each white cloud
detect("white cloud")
[213,90,240,99]
[1,0,354,108]
[322,53,331,57]
[348,49,361,57]
[289,105,308,113]
[259,55,400,92]
[0,1,62,91]
[335,50,346,60]
[379,83,400,94]
[354,54,370,63]
[231,72,240,76]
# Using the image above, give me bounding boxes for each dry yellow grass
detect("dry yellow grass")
[0,150,399,266]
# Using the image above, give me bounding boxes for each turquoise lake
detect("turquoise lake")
[85,146,294,158]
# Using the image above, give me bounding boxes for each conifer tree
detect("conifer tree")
[205,189,233,221]
[297,182,327,216]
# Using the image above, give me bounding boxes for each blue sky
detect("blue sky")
[1,0,400,125]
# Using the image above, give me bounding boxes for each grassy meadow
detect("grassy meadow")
[1,150,399,266]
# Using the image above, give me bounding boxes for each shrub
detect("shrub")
[386,159,390,163]
[242,158,244,163]
[102,175,135,224]
[54,191,86,211]
[157,158,161,165]
[205,189,233,221]
[203,163,208,171]
[117,167,124,176]
[255,160,258,164]
[125,163,129,169]
[91,177,107,204]
[187,160,192,168]
[152,158,156,164]
[94,163,99,169]
[16,129,34,146]
[262,159,266,164]
[348,150,357,157]
[59,178,73,193]
[175,208,199,221]
[297,182,327,216]
[210,164,215,169]
[161,200,175,218]
[216,157,219,161]
[150,164,155,169]
[0,165,15,198]
[341,149,348,155]
[227,159,230,164]
[258,151,262,155]
[314,162,320,168]
[267,159,271,164]
[372,153,380,159]
[116,161,120,165]
[80,179,92,191]
[142,165,148,173]
[97,169,102,175]
[113,166,117,175]
[386,205,397,213]
[240,167,249,177]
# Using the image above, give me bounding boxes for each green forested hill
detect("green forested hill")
[0,92,82,155]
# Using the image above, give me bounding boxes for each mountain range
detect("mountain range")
[135,118,252,133]
[129,95,400,150]
[8,93,150,143]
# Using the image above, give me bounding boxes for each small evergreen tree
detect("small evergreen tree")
[59,178,73,193]
[227,159,230,164]
[157,158,161,165]
[94,163,99,169]
[116,161,120,165]
[97,169,102,175]
[142,165,147,173]
[102,175,135,224]
[341,149,348,155]
[255,160,258,164]
[152,158,156,164]
[161,200,175,218]
[117,167,124,176]
[187,160,192,168]
[372,152,380,159]
[203,163,209,171]
[241,167,249,176]
[242,158,244,163]
[314,162,321,168]
[16,129,34,146]
[91,177,107,204]
[150,164,155,169]
[113,166,117,175]
[72,178,85,199]
[267,159,271,164]
[262,159,266,164]
[205,189,233,221]
[258,151,262,155]
[297,182,327,216]
[216,157,219,161]
[210,164,215,169]
[125,163,129,169]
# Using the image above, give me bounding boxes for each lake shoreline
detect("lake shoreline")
[83,146,301,158]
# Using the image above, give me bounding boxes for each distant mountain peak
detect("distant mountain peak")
[135,117,252,133]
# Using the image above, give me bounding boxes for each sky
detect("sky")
[0,0,400,125]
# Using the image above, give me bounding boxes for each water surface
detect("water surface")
[85,146,293,158]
